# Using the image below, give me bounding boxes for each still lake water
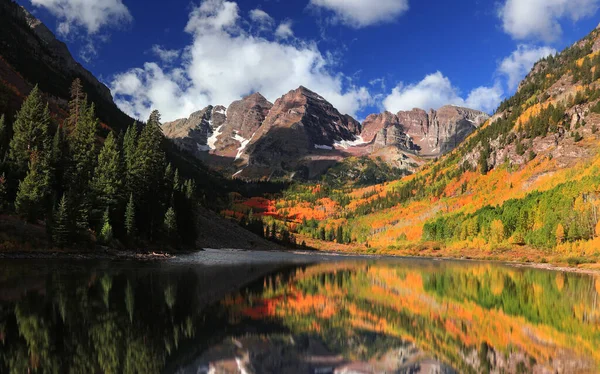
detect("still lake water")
[1,249,599,373]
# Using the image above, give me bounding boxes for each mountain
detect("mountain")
[0,0,131,130]
[163,86,488,180]
[259,23,600,260]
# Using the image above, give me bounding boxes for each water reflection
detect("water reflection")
[0,259,599,373]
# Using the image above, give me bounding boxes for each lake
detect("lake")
[1,249,599,373]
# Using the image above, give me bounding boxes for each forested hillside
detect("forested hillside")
[232,24,600,264]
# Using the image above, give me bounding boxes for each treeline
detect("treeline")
[297,218,352,245]
[423,176,600,249]
[0,80,199,249]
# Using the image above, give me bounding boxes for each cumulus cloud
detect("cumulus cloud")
[151,45,180,63]
[498,0,600,42]
[111,0,372,121]
[275,21,294,39]
[249,9,274,31]
[30,0,132,36]
[498,45,556,90]
[383,72,502,114]
[309,0,409,28]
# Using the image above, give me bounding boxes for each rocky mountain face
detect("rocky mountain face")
[362,106,488,156]
[163,86,489,180]
[0,0,131,130]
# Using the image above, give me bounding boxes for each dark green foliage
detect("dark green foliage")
[9,85,51,173]
[0,82,202,250]
[100,209,113,245]
[91,132,123,222]
[125,194,136,238]
[422,175,600,249]
[130,110,165,239]
[52,195,71,247]
[15,152,51,222]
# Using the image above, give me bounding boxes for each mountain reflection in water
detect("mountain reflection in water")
[0,254,599,373]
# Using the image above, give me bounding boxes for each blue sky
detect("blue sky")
[18,0,600,122]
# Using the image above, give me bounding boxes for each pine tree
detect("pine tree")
[125,193,136,237]
[66,79,85,134]
[92,132,123,216]
[15,152,51,222]
[123,123,138,191]
[53,195,71,247]
[163,206,178,243]
[50,126,67,196]
[100,209,113,245]
[130,110,165,237]
[67,100,99,233]
[9,86,52,172]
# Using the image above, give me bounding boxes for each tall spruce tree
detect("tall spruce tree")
[9,86,52,173]
[15,152,51,222]
[99,209,113,244]
[130,110,165,238]
[66,96,99,233]
[66,79,85,134]
[163,206,178,243]
[91,132,123,218]
[125,193,136,238]
[53,195,71,247]
[123,123,138,192]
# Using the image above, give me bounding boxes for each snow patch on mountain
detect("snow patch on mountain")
[334,136,368,149]
[206,124,224,151]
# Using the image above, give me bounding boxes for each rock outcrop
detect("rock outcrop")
[364,106,488,157]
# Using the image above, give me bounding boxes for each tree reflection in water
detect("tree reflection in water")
[0,260,599,373]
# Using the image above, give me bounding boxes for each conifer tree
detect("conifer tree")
[91,132,123,216]
[53,195,71,247]
[9,86,52,172]
[66,79,85,134]
[163,206,178,242]
[123,123,138,191]
[100,209,113,244]
[15,152,51,222]
[130,110,165,237]
[50,126,67,196]
[125,193,136,237]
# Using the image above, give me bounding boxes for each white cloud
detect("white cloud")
[309,0,409,28]
[151,45,180,63]
[30,0,132,35]
[249,9,274,31]
[383,72,502,114]
[498,45,556,90]
[498,0,600,42]
[275,21,294,39]
[111,0,372,121]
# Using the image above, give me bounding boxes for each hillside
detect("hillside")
[242,24,600,265]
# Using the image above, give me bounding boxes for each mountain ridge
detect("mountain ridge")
[162,86,489,180]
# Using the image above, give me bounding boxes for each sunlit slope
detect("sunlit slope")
[267,25,600,257]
